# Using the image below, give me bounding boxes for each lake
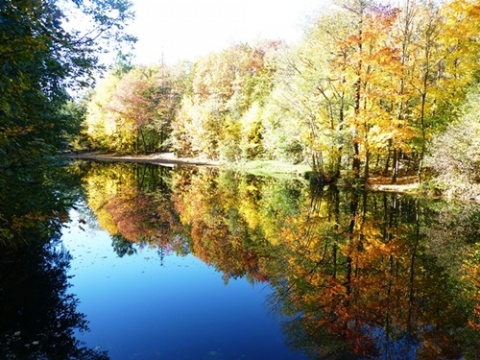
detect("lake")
[1,160,480,359]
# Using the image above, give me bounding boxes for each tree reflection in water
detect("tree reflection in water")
[271,186,480,359]
[0,241,109,359]
[0,164,109,359]
[174,166,480,358]
[35,161,480,358]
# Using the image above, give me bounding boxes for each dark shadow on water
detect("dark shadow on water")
[0,163,109,359]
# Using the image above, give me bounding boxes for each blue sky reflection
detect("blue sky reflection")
[61,208,306,359]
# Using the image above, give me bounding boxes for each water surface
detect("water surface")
[62,211,300,359]
[1,161,480,359]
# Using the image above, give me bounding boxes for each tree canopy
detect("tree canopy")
[0,0,135,167]
[81,0,480,188]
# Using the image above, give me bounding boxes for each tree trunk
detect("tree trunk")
[140,129,147,154]
[353,18,363,180]
[364,149,370,181]
[391,149,398,184]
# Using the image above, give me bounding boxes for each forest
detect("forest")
[2,0,480,199]
[78,0,480,199]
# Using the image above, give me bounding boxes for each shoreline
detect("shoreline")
[66,151,422,193]
[64,151,480,206]
[66,152,221,167]
[366,175,420,193]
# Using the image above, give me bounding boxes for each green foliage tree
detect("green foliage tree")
[0,0,135,167]
[427,84,480,199]
[262,13,352,175]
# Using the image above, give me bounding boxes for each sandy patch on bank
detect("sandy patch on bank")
[66,152,221,167]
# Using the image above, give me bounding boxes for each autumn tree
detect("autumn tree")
[268,2,407,180]
[84,72,123,150]
[108,66,177,153]
[390,0,480,180]
[265,0,480,182]
[85,65,184,153]
[172,42,281,161]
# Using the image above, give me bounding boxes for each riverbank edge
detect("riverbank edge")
[66,151,220,167]
[66,151,421,193]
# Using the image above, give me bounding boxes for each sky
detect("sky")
[128,0,331,65]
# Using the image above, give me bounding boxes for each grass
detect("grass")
[226,160,311,178]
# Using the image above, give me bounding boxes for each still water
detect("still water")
[1,160,480,359]
[62,210,299,359]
